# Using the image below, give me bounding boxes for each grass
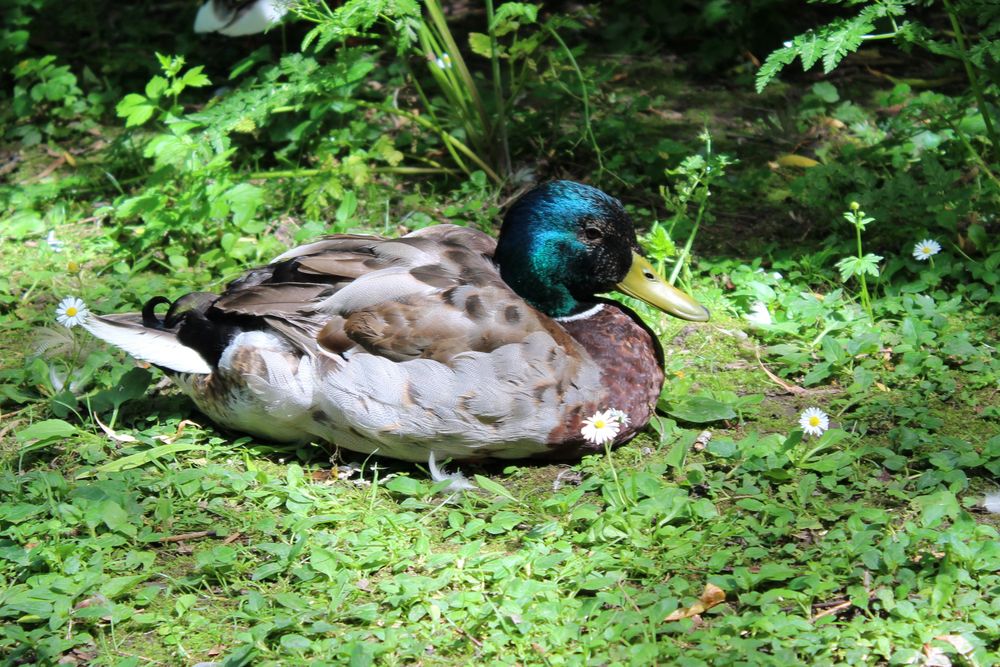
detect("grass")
[3,7,1000,665]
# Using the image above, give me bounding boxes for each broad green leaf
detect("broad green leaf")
[310,546,341,579]
[83,443,203,477]
[180,65,211,89]
[474,474,517,502]
[660,396,736,423]
[16,419,77,443]
[116,93,156,127]
[144,75,168,100]
[384,475,423,496]
[915,490,960,527]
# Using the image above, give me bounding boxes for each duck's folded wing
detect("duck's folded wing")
[208,225,566,364]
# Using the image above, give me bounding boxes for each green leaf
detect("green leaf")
[116,93,156,127]
[16,419,77,443]
[915,490,960,527]
[280,634,312,651]
[144,75,168,100]
[468,33,494,58]
[835,254,882,281]
[660,396,736,423]
[821,18,872,73]
[812,82,839,103]
[83,444,204,477]
[384,476,423,496]
[180,65,211,89]
[755,46,796,93]
[491,2,539,35]
[225,182,264,232]
[309,546,341,579]
[474,474,517,502]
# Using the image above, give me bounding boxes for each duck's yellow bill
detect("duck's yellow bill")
[616,252,710,322]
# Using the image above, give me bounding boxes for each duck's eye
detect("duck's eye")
[584,227,603,241]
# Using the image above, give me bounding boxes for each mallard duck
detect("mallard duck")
[81,181,709,461]
[194,0,287,36]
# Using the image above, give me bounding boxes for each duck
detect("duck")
[81,181,709,462]
[194,0,288,36]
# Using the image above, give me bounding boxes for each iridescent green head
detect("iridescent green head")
[495,181,709,321]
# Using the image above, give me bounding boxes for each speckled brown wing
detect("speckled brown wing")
[194,225,565,366]
[317,226,558,362]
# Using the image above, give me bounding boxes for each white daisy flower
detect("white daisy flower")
[581,410,621,445]
[912,239,941,261]
[55,296,89,328]
[798,407,830,437]
[435,53,452,69]
[606,408,631,427]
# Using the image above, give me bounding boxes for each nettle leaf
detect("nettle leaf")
[755,46,796,93]
[491,2,539,36]
[821,18,873,73]
[835,254,882,281]
[468,32,494,58]
[798,32,824,70]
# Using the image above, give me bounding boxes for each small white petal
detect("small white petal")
[606,408,631,426]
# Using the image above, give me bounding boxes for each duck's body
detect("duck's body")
[194,0,287,36]
[83,182,708,461]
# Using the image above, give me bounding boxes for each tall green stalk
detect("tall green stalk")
[484,0,510,176]
[943,0,998,158]
[853,222,873,322]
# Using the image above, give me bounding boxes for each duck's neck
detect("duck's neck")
[496,239,589,318]
[556,302,665,442]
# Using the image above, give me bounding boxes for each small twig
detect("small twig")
[155,530,217,543]
[441,614,483,647]
[754,347,807,395]
[811,599,852,621]
[222,532,243,545]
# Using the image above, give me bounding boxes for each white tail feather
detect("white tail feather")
[81,315,213,374]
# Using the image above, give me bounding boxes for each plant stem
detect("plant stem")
[854,222,873,323]
[249,166,458,179]
[942,115,1000,189]
[543,24,607,179]
[361,102,502,183]
[669,195,707,285]
[423,0,491,144]
[484,0,510,176]
[943,0,998,157]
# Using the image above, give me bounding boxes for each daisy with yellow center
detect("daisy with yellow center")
[55,296,89,328]
[581,409,621,445]
[912,239,941,261]
[798,407,829,437]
